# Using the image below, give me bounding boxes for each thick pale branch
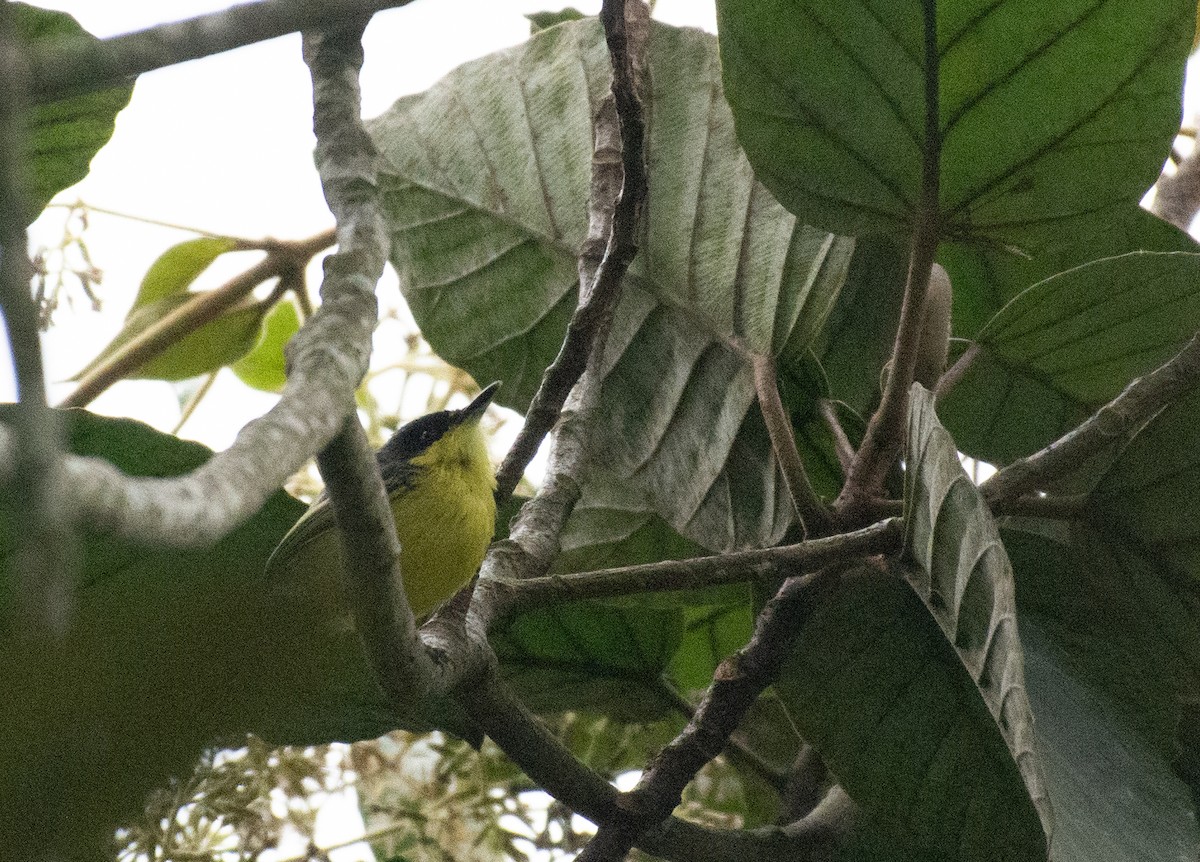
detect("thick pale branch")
[578,565,845,861]
[315,417,436,706]
[482,518,901,618]
[982,331,1200,503]
[29,0,417,103]
[0,4,74,638]
[60,230,335,408]
[0,19,385,548]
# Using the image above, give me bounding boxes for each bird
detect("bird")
[266,381,500,620]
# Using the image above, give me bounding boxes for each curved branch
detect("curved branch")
[30,0,418,103]
[982,331,1200,503]
[481,518,901,618]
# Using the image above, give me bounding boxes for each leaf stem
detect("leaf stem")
[752,353,833,537]
[836,0,941,517]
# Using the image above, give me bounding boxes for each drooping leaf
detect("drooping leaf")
[232,298,301,392]
[940,251,1200,465]
[369,19,854,551]
[16,3,134,222]
[903,385,1049,833]
[133,236,240,310]
[72,294,264,383]
[716,0,1191,244]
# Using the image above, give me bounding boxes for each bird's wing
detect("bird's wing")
[264,492,337,576]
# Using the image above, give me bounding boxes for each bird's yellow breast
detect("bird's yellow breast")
[394,422,496,619]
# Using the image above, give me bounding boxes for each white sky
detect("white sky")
[9,0,716,452]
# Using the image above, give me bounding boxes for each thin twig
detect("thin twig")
[29,0,419,103]
[481,518,901,619]
[835,2,941,517]
[171,370,219,435]
[577,565,844,861]
[817,398,855,476]
[0,3,75,639]
[60,229,335,408]
[492,0,649,504]
[982,331,1200,504]
[934,341,978,402]
[752,353,833,537]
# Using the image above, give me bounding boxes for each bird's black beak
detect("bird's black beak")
[456,381,500,425]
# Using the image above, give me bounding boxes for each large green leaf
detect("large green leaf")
[903,386,1048,829]
[17,3,133,222]
[0,410,410,860]
[940,251,1200,465]
[716,0,1191,243]
[1002,528,1200,862]
[776,567,1045,862]
[370,18,854,551]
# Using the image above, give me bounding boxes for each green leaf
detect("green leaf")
[370,19,854,551]
[492,602,683,721]
[903,385,1049,829]
[72,294,264,382]
[133,237,240,310]
[716,0,1191,243]
[232,298,301,392]
[776,567,1046,861]
[15,3,133,222]
[0,410,409,860]
[940,251,1200,465]
[527,8,586,32]
[1002,528,1200,861]
[938,205,1200,341]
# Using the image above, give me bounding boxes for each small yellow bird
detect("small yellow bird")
[267,382,499,620]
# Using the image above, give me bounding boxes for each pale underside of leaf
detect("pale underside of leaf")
[370,19,854,551]
[904,385,1051,836]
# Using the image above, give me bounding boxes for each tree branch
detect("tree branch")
[481,518,901,619]
[817,398,855,476]
[59,229,334,408]
[492,0,649,504]
[577,565,844,861]
[29,0,418,103]
[315,415,436,707]
[835,3,941,517]
[0,14,386,548]
[982,331,1200,504]
[0,3,75,639]
[752,353,833,537]
[462,670,850,862]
